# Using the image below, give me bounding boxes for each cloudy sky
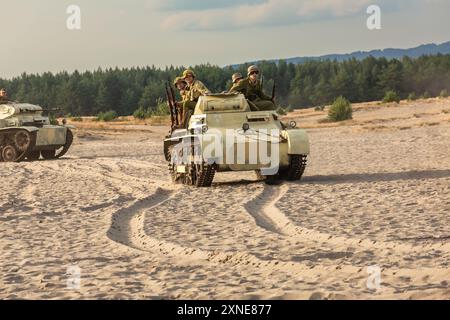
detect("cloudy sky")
[1,0,449,78]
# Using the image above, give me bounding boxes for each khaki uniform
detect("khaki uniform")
[177,87,189,126]
[230,77,276,111]
[179,88,189,103]
[183,79,210,112]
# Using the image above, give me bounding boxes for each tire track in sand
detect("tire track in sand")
[106,185,449,285]
[244,183,450,254]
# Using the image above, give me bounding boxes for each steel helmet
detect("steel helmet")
[173,76,186,86]
[232,73,243,84]
[182,69,196,79]
[247,65,260,76]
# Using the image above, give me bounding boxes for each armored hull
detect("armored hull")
[164,93,310,187]
[0,102,74,162]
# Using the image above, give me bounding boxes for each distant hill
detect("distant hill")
[232,41,450,67]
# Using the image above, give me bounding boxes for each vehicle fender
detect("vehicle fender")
[282,129,310,155]
[1,126,40,133]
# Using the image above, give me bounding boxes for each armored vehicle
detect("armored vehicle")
[163,93,309,187]
[0,102,74,162]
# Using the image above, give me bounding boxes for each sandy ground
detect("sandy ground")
[0,98,449,300]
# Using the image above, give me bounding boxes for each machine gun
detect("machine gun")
[165,82,179,131]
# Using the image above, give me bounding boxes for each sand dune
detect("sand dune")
[0,99,449,299]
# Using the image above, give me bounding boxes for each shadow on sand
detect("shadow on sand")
[301,169,450,185]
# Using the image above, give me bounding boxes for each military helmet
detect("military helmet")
[247,65,260,76]
[232,73,243,84]
[182,69,196,79]
[173,76,186,86]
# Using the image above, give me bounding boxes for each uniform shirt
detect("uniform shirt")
[230,77,272,101]
[186,80,210,102]
[180,88,189,102]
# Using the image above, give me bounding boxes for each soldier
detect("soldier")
[0,88,8,103]
[173,76,189,104]
[173,76,189,125]
[230,65,276,111]
[182,69,210,122]
[228,73,243,92]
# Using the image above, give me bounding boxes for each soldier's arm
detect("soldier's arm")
[229,80,246,94]
[197,81,211,95]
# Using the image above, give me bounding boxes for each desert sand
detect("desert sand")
[0,98,449,299]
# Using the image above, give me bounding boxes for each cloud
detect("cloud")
[145,0,265,12]
[156,0,375,31]
[148,0,448,31]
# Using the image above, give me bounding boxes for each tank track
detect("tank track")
[195,163,216,187]
[166,145,180,183]
[56,129,73,158]
[166,143,216,187]
[284,154,307,181]
[255,154,307,183]
[0,129,37,162]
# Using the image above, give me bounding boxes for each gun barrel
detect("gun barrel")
[165,83,176,129]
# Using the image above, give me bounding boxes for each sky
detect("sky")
[1,0,449,78]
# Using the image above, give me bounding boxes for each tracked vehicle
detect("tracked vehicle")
[0,102,74,162]
[163,93,309,187]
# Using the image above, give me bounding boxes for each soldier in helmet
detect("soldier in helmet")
[173,76,189,124]
[0,88,8,103]
[228,73,243,92]
[182,69,210,123]
[230,65,276,111]
[173,76,189,104]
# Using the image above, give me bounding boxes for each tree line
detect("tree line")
[0,54,449,117]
